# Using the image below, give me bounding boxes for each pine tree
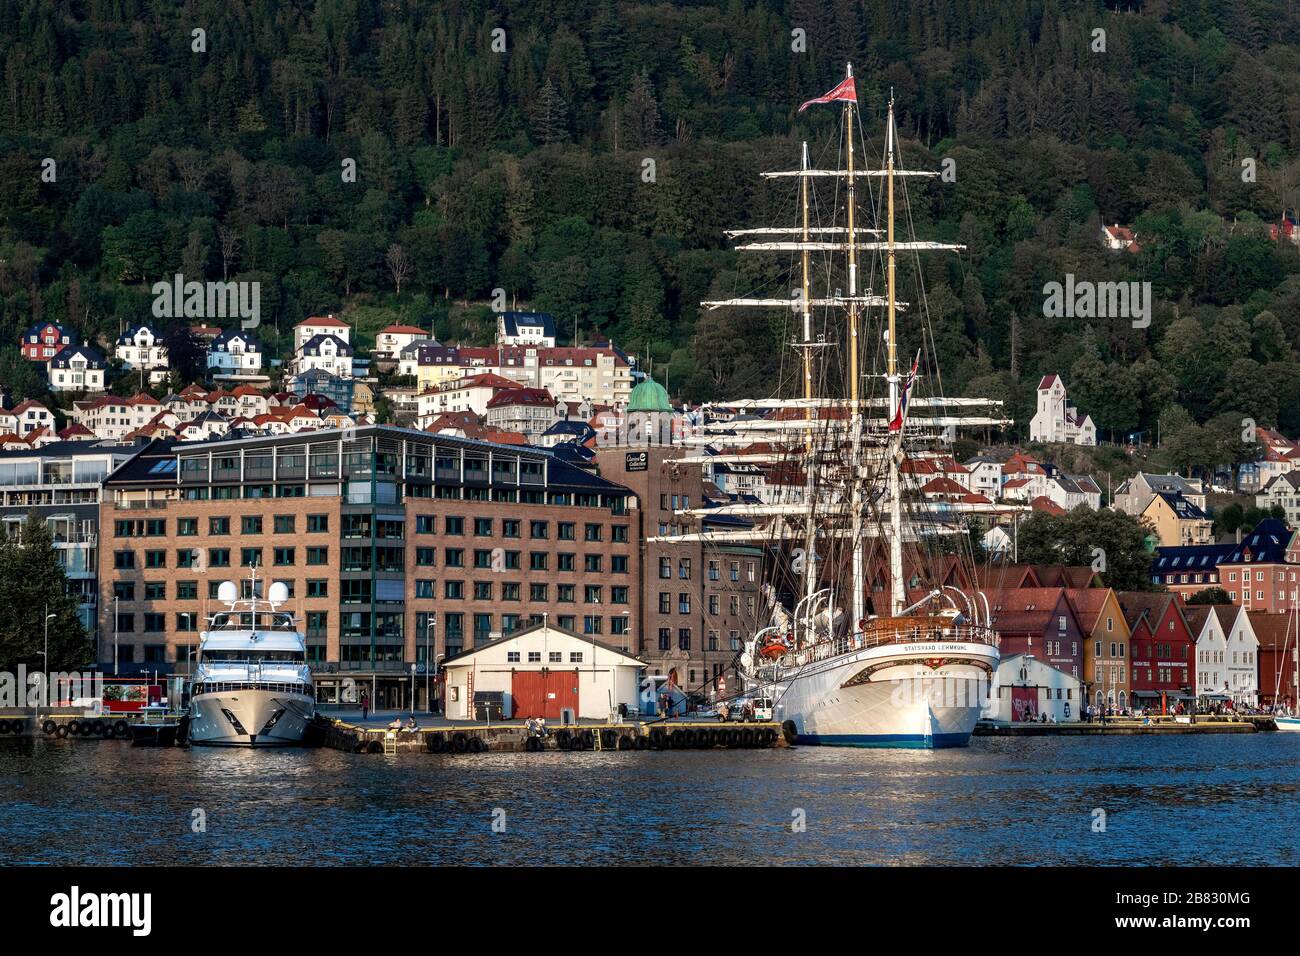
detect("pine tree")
[531,78,569,145]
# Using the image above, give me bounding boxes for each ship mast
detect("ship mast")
[799,140,817,612]
[885,94,905,617]
[845,63,866,631]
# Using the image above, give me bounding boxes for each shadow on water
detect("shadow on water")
[1,734,1297,865]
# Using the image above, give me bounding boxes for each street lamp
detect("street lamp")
[38,606,55,721]
[425,614,436,714]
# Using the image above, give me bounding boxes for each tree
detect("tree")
[0,515,91,671]
[385,243,413,295]
[531,78,569,145]
[1015,507,1160,592]
[161,325,207,383]
[1186,586,1232,605]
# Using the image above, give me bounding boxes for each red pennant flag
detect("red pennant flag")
[798,76,857,112]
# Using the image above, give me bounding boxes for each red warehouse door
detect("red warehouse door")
[511,671,544,718]
[545,670,579,719]
[511,670,580,719]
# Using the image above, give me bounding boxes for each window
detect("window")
[307,514,329,533]
[114,550,135,570]
[679,558,692,579]
[416,515,436,534]
[558,553,575,572]
[144,581,166,601]
[177,518,198,536]
[503,519,520,538]
[143,612,166,633]
[585,585,602,603]
[679,593,691,614]
[612,525,628,543]
[208,548,230,568]
[307,579,329,598]
[241,548,262,567]
[274,547,295,566]
[559,584,576,603]
[658,628,671,651]
[549,651,562,663]
[474,582,493,600]
[612,555,628,574]
[114,582,135,601]
[659,557,671,579]
[209,517,230,535]
[306,546,328,565]
[474,517,493,536]
[570,652,584,663]
[445,581,464,600]
[145,550,166,569]
[242,516,263,535]
[530,520,548,539]
[176,580,198,600]
[445,516,464,535]
[274,515,295,534]
[678,628,691,651]
[507,651,521,663]
[530,583,548,602]
[584,523,602,542]
[585,554,602,573]
[558,522,575,541]
[445,548,465,568]
[583,616,602,635]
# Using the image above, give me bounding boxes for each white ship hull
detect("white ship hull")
[189,688,314,747]
[1275,716,1300,732]
[758,640,998,749]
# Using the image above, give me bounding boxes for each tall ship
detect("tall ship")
[666,67,1008,747]
[188,572,315,747]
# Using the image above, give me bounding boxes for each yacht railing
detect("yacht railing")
[781,624,999,668]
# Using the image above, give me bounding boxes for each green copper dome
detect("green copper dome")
[627,377,671,413]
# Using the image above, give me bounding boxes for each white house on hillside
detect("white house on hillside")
[115,324,170,384]
[293,315,350,352]
[1030,375,1096,445]
[48,344,106,392]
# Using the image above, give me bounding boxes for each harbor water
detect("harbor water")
[2,735,1298,866]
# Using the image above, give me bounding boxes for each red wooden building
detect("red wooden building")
[985,587,1085,680]
[1250,610,1299,710]
[21,322,74,362]
[1119,592,1195,711]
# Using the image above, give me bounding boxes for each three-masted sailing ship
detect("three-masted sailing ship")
[665,67,1010,747]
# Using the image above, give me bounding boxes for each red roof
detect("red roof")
[298,315,349,327]
[9,399,48,415]
[920,476,967,495]
[1037,374,1059,390]
[486,387,554,409]
[455,373,518,390]
[379,325,428,336]
[1030,496,1066,515]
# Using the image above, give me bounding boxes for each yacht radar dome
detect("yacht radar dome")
[217,581,238,604]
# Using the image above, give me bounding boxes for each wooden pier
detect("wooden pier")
[975,716,1272,736]
[324,719,788,754]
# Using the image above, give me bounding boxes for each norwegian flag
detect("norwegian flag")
[798,76,857,112]
[889,352,921,433]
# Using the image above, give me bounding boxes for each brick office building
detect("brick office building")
[592,445,763,699]
[100,426,639,708]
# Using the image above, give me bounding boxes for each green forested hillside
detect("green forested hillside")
[2,0,1300,453]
